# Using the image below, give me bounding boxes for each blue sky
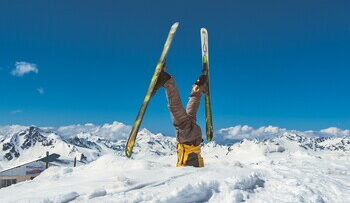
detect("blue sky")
[0,0,349,135]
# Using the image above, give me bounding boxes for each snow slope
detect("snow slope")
[0,123,349,202]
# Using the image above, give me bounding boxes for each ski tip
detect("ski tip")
[200,28,208,34]
[172,22,179,28]
[125,142,134,158]
[125,148,132,158]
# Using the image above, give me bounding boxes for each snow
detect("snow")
[0,122,349,202]
[0,125,28,138]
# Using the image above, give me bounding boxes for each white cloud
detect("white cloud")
[11,62,38,77]
[217,125,292,140]
[37,87,45,94]
[10,110,23,115]
[320,127,350,137]
[216,125,350,141]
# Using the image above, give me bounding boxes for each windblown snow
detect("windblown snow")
[0,122,349,202]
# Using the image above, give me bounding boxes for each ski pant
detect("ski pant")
[163,77,204,167]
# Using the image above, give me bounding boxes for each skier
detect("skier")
[152,66,208,167]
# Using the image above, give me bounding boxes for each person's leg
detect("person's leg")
[186,74,208,121]
[152,70,189,126]
[182,75,209,146]
[185,86,202,121]
[163,77,189,127]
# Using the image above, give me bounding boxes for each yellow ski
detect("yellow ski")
[125,22,179,158]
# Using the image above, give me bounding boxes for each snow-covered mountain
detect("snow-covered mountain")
[0,122,349,202]
[0,122,176,170]
[1,122,349,171]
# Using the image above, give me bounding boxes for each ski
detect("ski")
[200,28,214,141]
[125,22,179,158]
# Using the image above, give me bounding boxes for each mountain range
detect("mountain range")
[1,122,349,171]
